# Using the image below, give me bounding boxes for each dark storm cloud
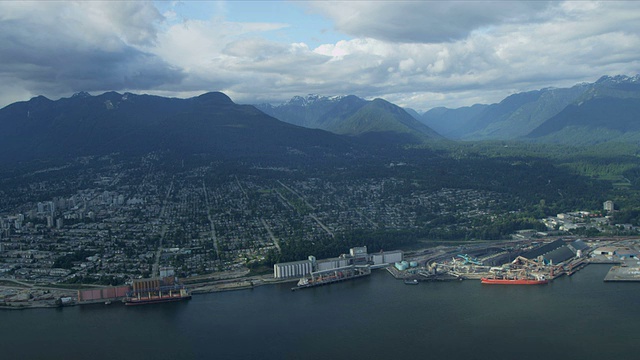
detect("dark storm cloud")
[0,2,183,101]
[0,35,183,94]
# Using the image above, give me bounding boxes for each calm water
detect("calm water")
[2,265,639,360]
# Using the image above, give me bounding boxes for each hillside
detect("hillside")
[421,104,488,138]
[0,92,354,164]
[421,86,587,140]
[420,75,640,142]
[329,98,442,142]
[257,95,442,143]
[526,97,640,144]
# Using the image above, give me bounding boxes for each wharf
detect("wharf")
[191,280,257,294]
[291,272,370,291]
[386,266,464,282]
[292,265,371,291]
[461,273,485,280]
[604,266,640,282]
[565,258,589,276]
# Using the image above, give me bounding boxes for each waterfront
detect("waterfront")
[2,264,639,359]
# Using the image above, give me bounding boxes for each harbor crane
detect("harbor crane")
[456,254,483,266]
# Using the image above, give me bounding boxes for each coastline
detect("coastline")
[3,237,638,310]
[0,275,297,310]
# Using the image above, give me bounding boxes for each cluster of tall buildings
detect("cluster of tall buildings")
[0,190,131,237]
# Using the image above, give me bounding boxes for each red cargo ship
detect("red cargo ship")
[123,277,191,306]
[481,277,548,285]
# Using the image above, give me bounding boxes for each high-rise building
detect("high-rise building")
[603,200,614,213]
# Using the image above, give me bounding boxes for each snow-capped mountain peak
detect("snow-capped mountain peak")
[285,94,345,107]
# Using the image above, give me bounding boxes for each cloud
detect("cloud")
[0,1,183,105]
[288,1,640,109]
[308,1,554,43]
[153,1,640,110]
[1,1,640,112]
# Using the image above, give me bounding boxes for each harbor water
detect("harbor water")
[2,264,639,359]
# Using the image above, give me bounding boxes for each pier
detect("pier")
[291,265,371,290]
[604,266,640,282]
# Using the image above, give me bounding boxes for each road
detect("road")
[152,180,173,278]
[202,180,220,260]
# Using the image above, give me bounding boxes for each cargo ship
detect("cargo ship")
[123,288,191,306]
[481,277,548,285]
[123,276,191,305]
[293,265,371,290]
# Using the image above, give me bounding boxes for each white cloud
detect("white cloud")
[1,1,640,112]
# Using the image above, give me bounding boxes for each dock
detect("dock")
[291,265,371,291]
[604,266,640,282]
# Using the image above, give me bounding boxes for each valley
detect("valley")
[1,76,640,289]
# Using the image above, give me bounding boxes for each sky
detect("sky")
[1,1,639,112]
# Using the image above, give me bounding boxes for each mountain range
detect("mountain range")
[255,74,640,145]
[420,74,640,144]
[1,74,639,165]
[0,91,354,164]
[256,95,441,144]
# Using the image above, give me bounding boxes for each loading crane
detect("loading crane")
[456,254,483,266]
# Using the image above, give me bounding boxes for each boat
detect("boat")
[123,288,191,306]
[481,276,548,285]
[404,279,419,285]
[292,265,371,290]
[123,275,192,305]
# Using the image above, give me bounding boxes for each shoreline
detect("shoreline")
[3,237,637,310]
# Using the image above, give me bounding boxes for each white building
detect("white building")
[273,259,313,279]
[274,247,404,279]
[592,246,616,255]
[370,250,403,265]
[316,257,350,271]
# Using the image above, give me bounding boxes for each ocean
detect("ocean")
[2,264,639,360]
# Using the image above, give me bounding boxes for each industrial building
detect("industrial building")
[316,257,350,271]
[370,250,403,266]
[592,246,616,256]
[520,239,589,265]
[273,247,404,279]
[273,259,314,279]
[592,246,639,259]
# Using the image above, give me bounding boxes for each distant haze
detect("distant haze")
[1,1,639,111]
